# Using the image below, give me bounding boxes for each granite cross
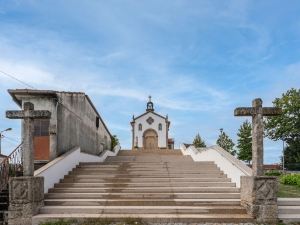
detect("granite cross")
[234,98,281,176]
[6,102,51,176]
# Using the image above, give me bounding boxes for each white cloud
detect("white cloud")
[0,58,56,87]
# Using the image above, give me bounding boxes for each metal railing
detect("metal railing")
[0,143,23,192]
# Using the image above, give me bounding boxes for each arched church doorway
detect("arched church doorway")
[143,129,158,150]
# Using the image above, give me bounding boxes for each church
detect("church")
[131,96,174,150]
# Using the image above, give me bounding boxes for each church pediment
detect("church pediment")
[133,111,167,121]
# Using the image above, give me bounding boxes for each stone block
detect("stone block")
[240,176,278,223]
[8,176,44,225]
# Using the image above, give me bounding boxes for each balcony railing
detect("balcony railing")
[0,143,23,192]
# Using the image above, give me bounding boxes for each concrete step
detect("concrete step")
[69,171,224,176]
[0,196,8,202]
[77,164,217,168]
[106,156,190,160]
[44,198,241,206]
[63,174,227,179]
[118,150,183,155]
[77,163,217,167]
[73,168,221,171]
[39,205,247,214]
[278,198,300,206]
[278,214,300,222]
[54,182,236,188]
[61,177,232,183]
[48,187,240,193]
[32,213,253,224]
[278,206,300,214]
[45,192,240,199]
[79,162,215,165]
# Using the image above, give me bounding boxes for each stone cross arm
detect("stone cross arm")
[6,110,51,119]
[5,102,51,177]
[234,107,282,117]
[234,98,282,176]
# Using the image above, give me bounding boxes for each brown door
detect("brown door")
[143,129,158,150]
[33,119,50,160]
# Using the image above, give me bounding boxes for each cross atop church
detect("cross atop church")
[146,95,154,112]
[6,102,51,176]
[234,98,281,176]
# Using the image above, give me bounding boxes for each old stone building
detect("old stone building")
[8,89,112,166]
[130,96,174,150]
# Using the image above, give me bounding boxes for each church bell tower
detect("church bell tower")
[146,96,154,112]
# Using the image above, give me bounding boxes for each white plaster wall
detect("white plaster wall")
[34,145,120,193]
[180,145,251,187]
[134,112,167,148]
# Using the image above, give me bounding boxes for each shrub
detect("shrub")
[280,174,300,187]
[265,170,282,176]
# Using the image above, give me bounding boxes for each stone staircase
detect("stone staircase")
[33,150,253,224]
[278,198,300,222]
[0,188,8,225]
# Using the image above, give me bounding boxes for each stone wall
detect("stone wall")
[10,89,112,159]
[56,92,111,156]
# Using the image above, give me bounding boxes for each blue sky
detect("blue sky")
[0,0,299,163]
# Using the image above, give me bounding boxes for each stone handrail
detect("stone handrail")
[181,144,252,187]
[210,145,252,176]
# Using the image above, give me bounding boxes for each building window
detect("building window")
[96,116,100,129]
[34,119,50,136]
[138,124,142,131]
[158,123,162,131]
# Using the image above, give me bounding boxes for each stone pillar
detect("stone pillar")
[23,117,34,176]
[240,176,278,223]
[252,99,264,176]
[8,176,44,225]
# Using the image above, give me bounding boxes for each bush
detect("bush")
[280,174,300,187]
[265,170,282,176]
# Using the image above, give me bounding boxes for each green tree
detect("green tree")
[216,128,235,155]
[237,120,252,163]
[265,88,300,170]
[283,141,300,170]
[193,133,206,148]
[265,88,300,142]
[111,135,120,150]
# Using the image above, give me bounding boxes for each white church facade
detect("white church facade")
[131,97,174,150]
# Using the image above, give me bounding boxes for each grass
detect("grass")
[278,182,300,198]
[264,171,300,198]
[39,219,76,225]
[39,218,146,225]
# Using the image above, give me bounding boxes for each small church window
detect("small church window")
[158,123,162,131]
[138,123,142,131]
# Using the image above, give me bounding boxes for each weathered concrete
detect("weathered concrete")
[8,176,44,225]
[240,176,278,223]
[6,102,51,176]
[8,89,112,160]
[234,98,281,176]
